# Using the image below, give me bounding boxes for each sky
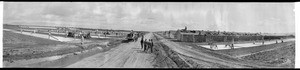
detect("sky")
[3,2,295,33]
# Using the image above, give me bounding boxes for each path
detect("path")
[65,33,155,68]
[153,33,269,68]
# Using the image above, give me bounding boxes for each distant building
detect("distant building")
[172,27,271,43]
[174,30,200,42]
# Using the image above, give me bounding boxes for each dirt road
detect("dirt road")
[153,33,272,68]
[66,33,155,68]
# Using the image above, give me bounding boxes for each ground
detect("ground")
[66,33,155,68]
[3,28,123,67]
[155,33,295,68]
[3,24,295,68]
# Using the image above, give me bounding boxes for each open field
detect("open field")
[3,24,127,67]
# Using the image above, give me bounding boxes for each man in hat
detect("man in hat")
[150,39,154,53]
[144,39,148,51]
[140,35,144,49]
[48,30,52,39]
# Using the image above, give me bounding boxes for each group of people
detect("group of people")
[140,35,154,53]
[209,42,235,50]
[209,38,235,50]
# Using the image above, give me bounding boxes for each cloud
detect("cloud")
[3,2,295,33]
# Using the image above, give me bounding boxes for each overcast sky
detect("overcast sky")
[3,2,295,33]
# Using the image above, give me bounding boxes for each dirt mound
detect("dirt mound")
[152,34,190,68]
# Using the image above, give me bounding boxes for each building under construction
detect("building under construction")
[162,27,292,43]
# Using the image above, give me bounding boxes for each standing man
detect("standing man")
[231,38,235,49]
[65,30,68,38]
[20,28,23,33]
[262,35,265,45]
[81,32,84,45]
[48,30,52,39]
[225,42,229,48]
[104,30,108,37]
[168,31,171,38]
[104,32,106,37]
[74,32,77,40]
[33,29,36,34]
[209,42,213,49]
[150,39,154,53]
[148,39,151,52]
[140,35,144,49]
[97,33,101,38]
[144,39,148,51]
[134,34,138,42]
